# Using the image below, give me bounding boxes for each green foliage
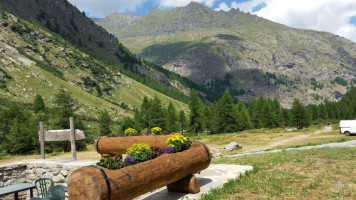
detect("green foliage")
[99,111,112,136]
[53,87,79,128]
[332,77,347,86]
[188,90,204,134]
[212,91,238,133]
[165,102,179,133]
[148,96,166,129]
[311,78,324,90]
[178,110,187,134]
[119,117,140,134]
[33,95,45,113]
[0,103,37,154]
[126,143,152,163]
[291,99,310,129]
[97,155,124,170]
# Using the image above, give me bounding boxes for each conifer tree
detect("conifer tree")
[165,102,178,133]
[99,111,112,136]
[33,94,45,113]
[213,90,238,133]
[310,105,320,120]
[148,96,166,129]
[318,103,328,120]
[236,101,253,130]
[140,96,150,128]
[54,87,79,128]
[178,110,187,134]
[291,99,310,129]
[281,108,292,127]
[203,106,212,132]
[188,90,204,134]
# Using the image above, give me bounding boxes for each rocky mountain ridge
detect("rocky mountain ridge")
[97,2,356,107]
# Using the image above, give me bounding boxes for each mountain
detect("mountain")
[96,2,356,107]
[0,9,188,121]
[0,0,212,103]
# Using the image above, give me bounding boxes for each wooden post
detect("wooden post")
[39,122,45,159]
[70,117,77,161]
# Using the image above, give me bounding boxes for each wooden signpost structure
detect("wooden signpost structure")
[39,117,85,160]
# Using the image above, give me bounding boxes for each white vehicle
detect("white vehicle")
[339,120,356,136]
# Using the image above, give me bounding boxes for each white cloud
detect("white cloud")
[215,0,356,42]
[67,0,150,18]
[214,2,230,12]
[159,0,216,8]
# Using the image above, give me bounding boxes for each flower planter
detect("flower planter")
[95,134,179,155]
[68,142,211,200]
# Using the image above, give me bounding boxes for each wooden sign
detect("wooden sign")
[39,117,83,160]
[38,129,85,141]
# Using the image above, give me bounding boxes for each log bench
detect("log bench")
[68,139,211,200]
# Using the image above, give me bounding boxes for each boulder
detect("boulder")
[210,147,222,157]
[224,142,242,151]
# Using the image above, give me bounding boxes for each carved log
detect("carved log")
[68,142,211,200]
[167,174,200,194]
[95,134,180,155]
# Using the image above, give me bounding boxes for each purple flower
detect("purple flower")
[144,132,151,136]
[124,156,135,166]
[162,146,174,154]
[119,134,126,137]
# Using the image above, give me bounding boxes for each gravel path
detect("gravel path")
[223,138,356,158]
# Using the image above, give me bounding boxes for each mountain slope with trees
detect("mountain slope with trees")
[0,8,190,155]
[97,2,356,107]
[1,0,214,102]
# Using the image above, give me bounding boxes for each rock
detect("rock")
[52,168,60,175]
[52,174,65,183]
[224,142,242,151]
[0,181,3,187]
[60,170,68,177]
[4,179,14,186]
[210,148,222,157]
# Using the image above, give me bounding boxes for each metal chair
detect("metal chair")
[48,185,67,200]
[34,178,54,198]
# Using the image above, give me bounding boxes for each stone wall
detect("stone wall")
[0,160,95,200]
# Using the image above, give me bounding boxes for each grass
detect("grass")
[190,125,354,156]
[201,147,356,199]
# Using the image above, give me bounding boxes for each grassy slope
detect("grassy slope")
[0,11,188,120]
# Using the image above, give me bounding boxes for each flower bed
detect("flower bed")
[96,135,191,170]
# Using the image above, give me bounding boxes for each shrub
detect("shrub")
[151,127,162,135]
[125,128,138,136]
[126,143,152,163]
[166,135,191,153]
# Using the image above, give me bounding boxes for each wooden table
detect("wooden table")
[0,183,36,200]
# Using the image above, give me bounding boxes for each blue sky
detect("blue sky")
[68,0,356,42]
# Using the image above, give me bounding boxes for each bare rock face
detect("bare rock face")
[97,2,356,107]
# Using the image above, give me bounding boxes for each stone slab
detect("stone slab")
[134,164,253,200]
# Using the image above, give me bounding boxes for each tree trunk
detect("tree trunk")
[68,142,211,200]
